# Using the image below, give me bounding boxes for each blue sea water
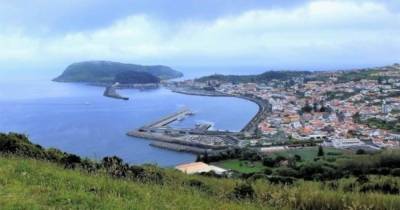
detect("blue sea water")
[0,73,258,166]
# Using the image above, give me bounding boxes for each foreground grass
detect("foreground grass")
[0,157,262,210]
[1,156,400,210]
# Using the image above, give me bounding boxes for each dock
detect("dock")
[144,108,192,128]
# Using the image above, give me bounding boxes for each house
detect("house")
[175,162,227,175]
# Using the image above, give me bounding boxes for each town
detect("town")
[159,63,400,156]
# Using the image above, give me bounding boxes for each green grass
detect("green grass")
[215,147,347,173]
[1,156,400,209]
[215,159,265,173]
[272,147,348,162]
[0,156,262,210]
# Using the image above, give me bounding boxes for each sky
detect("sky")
[0,0,400,73]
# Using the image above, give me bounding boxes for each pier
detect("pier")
[144,108,192,128]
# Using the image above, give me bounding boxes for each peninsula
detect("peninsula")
[53,60,183,84]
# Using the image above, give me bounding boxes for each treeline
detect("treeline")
[199,145,400,185]
[196,71,311,84]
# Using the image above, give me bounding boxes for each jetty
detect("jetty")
[103,83,129,100]
[144,108,192,128]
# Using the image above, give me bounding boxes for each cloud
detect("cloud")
[0,0,399,69]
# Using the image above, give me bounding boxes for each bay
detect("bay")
[0,76,258,166]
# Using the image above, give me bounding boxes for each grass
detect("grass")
[215,147,348,173]
[272,147,348,162]
[0,156,263,210]
[215,159,265,173]
[1,156,400,209]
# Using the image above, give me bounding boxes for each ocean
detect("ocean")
[0,68,258,166]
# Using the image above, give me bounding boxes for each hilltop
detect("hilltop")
[53,61,183,84]
[1,132,400,209]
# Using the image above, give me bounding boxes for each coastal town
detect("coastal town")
[144,63,400,156]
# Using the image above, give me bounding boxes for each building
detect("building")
[331,138,364,148]
[175,162,227,175]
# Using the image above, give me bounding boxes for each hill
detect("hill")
[1,132,400,209]
[196,71,311,84]
[53,61,183,84]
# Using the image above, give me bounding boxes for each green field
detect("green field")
[215,147,348,173]
[215,159,266,173]
[271,147,348,162]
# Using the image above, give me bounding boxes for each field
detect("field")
[215,147,349,173]
[215,159,266,173]
[271,147,348,161]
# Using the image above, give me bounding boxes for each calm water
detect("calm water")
[0,75,258,166]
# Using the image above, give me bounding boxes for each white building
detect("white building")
[331,138,364,148]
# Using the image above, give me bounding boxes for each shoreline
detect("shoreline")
[166,86,270,133]
[127,86,270,154]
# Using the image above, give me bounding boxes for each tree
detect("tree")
[294,154,302,162]
[356,149,366,155]
[203,150,209,163]
[317,146,324,157]
[262,156,275,167]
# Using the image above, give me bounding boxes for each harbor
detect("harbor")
[127,107,243,154]
[127,88,270,154]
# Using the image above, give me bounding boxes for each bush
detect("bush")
[62,154,82,169]
[274,167,298,178]
[356,149,366,155]
[391,168,400,177]
[232,183,254,199]
[267,176,295,185]
[186,179,210,192]
[263,167,273,175]
[262,157,275,167]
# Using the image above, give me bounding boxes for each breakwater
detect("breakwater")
[103,85,129,100]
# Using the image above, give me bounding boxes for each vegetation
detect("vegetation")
[2,133,400,209]
[363,117,400,132]
[114,71,160,84]
[196,71,311,84]
[53,60,183,83]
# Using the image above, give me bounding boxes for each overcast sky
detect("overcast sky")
[0,0,399,72]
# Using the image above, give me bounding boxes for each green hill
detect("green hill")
[196,71,311,84]
[1,132,400,210]
[53,61,183,84]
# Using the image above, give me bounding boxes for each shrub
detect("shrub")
[232,183,254,199]
[274,167,298,178]
[62,154,82,169]
[391,168,400,177]
[262,156,275,167]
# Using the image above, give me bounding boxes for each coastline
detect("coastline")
[127,85,270,154]
[166,86,270,133]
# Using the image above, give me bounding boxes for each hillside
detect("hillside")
[1,133,400,209]
[53,61,183,84]
[196,71,311,84]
